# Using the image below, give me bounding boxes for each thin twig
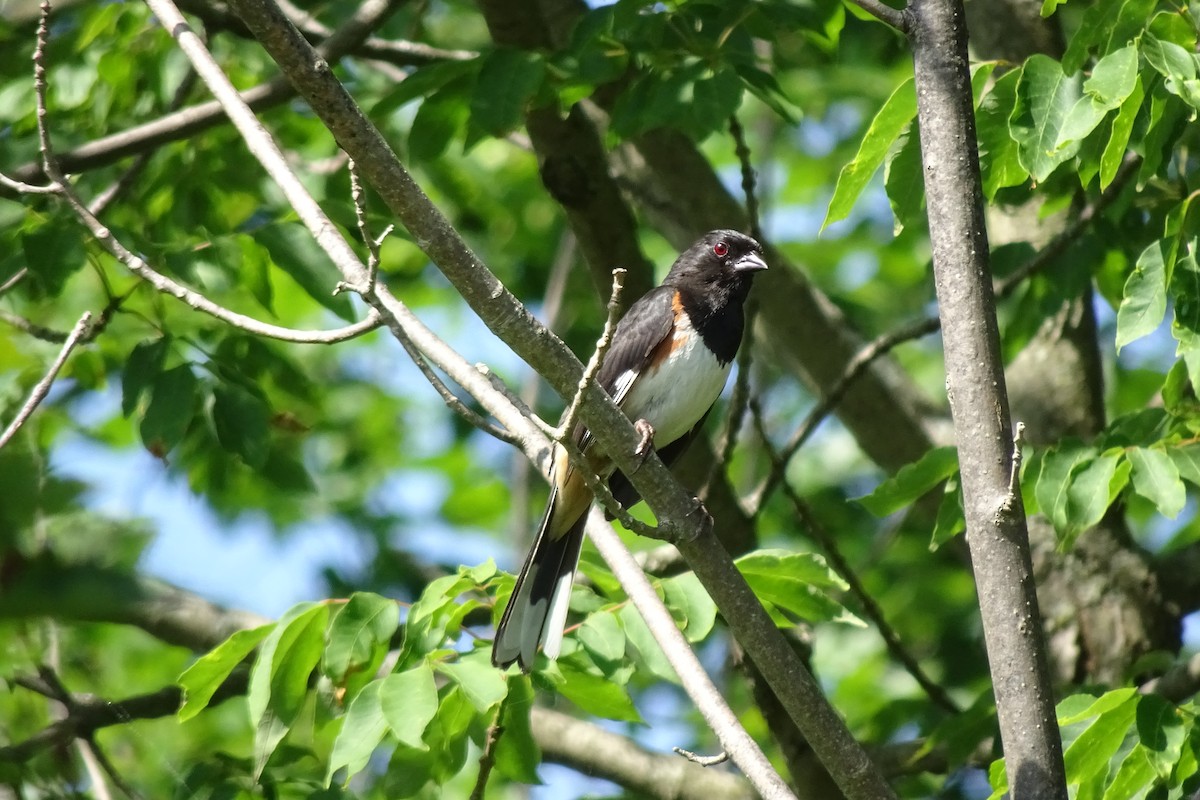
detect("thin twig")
[728,115,762,243]
[0,308,72,343]
[347,157,392,293]
[847,0,909,31]
[0,172,57,194]
[0,312,91,451]
[339,156,508,444]
[747,398,960,716]
[558,268,626,441]
[0,268,28,296]
[32,1,382,348]
[549,267,668,539]
[674,747,730,767]
[76,739,115,800]
[468,691,509,800]
[748,315,941,516]
[994,152,1141,300]
[391,323,518,445]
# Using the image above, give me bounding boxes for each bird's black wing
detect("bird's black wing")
[573,286,676,451]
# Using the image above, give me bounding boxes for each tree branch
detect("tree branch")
[0,311,91,451]
[907,0,1065,796]
[2,0,405,189]
[584,507,797,800]
[848,0,909,31]
[135,1,896,794]
[532,707,755,800]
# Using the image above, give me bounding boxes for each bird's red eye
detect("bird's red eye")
[713,242,729,257]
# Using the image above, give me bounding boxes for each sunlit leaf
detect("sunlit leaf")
[856,446,958,516]
[380,664,439,749]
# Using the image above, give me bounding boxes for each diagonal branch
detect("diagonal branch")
[0,312,91,451]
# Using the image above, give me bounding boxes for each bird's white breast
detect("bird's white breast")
[617,312,732,446]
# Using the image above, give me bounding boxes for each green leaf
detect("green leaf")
[379,664,439,749]
[691,67,743,130]
[1010,55,1083,182]
[492,676,541,783]
[883,123,925,234]
[327,679,389,785]
[324,592,400,683]
[1065,451,1130,542]
[1086,43,1139,105]
[734,63,799,123]
[1127,447,1186,519]
[617,604,677,683]
[977,69,1028,198]
[1136,694,1186,779]
[121,337,169,418]
[247,602,329,730]
[1061,0,1153,74]
[1102,744,1157,800]
[1168,442,1200,485]
[1035,441,1095,534]
[736,550,860,627]
[1142,34,1200,104]
[856,446,958,516]
[469,48,545,138]
[1059,688,1138,727]
[1056,45,1137,148]
[555,662,641,722]
[1171,240,1200,353]
[437,654,508,713]
[253,223,355,321]
[20,221,87,299]
[210,382,270,469]
[178,624,273,721]
[1116,240,1169,350]
[409,77,472,162]
[930,476,965,550]
[1063,691,1138,785]
[661,572,716,643]
[374,59,478,116]
[139,365,198,457]
[1099,74,1143,189]
[576,610,626,665]
[824,76,916,229]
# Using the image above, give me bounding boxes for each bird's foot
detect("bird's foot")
[688,497,714,538]
[633,419,656,467]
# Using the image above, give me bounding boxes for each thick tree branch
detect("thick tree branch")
[907,0,1066,797]
[532,707,754,800]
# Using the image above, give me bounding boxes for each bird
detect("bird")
[492,229,768,671]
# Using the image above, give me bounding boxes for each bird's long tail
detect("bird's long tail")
[492,486,588,670]
[493,449,593,671]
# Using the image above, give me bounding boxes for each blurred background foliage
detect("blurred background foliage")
[2,0,1200,797]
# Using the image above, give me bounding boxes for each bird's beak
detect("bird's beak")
[734,252,768,272]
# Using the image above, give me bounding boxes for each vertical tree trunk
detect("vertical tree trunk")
[906,0,1068,796]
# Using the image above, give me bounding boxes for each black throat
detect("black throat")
[673,281,749,366]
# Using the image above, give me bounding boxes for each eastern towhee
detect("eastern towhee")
[492,230,768,671]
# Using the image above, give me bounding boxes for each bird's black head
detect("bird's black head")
[665,230,767,298]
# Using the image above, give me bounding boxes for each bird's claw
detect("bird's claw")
[687,496,714,537]
[633,419,656,467]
